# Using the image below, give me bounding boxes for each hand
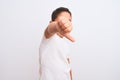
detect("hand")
[56,17,75,42]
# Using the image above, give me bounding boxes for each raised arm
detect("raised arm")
[44,21,58,38]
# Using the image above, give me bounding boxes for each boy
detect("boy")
[39,7,75,80]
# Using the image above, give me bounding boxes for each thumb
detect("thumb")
[64,33,75,42]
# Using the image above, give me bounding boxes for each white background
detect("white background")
[0,0,120,80]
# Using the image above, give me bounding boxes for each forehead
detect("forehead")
[57,11,72,21]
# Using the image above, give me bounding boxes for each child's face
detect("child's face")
[55,11,72,22]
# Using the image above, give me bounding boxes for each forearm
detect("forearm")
[67,58,73,80]
[44,22,58,38]
[70,69,72,80]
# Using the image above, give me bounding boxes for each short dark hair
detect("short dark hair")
[51,7,72,21]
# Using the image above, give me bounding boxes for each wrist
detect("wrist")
[54,21,59,33]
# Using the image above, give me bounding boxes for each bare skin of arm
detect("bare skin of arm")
[44,21,58,38]
[70,69,72,80]
[67,58,72,80]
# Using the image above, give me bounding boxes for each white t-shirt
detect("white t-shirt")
[39,34,71,80]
